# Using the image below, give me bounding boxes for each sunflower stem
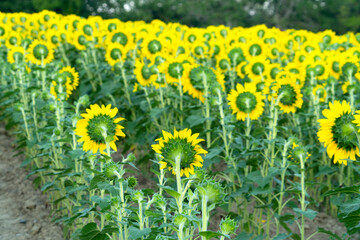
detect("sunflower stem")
[202,71,211,149]
[201,196,208,240]
[276,141,290,235]
[299,155,306,240]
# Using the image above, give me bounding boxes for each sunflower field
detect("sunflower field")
[1,10,360,240]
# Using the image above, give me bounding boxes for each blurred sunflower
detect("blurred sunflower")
[227,83,265,121]
[273,75,303,113]
[134,58,157,87]
[26,40,54,65]
[59,66,79,91]
[7,46,25,64]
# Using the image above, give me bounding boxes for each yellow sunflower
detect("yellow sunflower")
[134,58,157,87]
[76,104,126,155]
[59,66,79,91]
[26,40,54,65]
[7,46,26,64]
[182,64,224,102]
[318,101,359,165]
[158,55,191,85]
[272,75,303,113]
[152,128,207,178]
[244,55,270,83]
[5,31,22,48]
[313,84,327,102]
[227,83,265,121]
[105,42,128,66]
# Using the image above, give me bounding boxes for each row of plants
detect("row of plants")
[0,10,359,240]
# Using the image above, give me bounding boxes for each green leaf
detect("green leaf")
[128,227,151,240]
[293,208,318,220]
[90,175,107,190]
[158,185,180,198]
[340,197,360,214]
[314,166,336,177]
[273,233,291,240]
[322,185,360,197]
[186,115,206,127]
[69,149,85,159]
[247,170,273,188]
[41,181,54,192]
[317,228,341,240]
[199,231,223,239]
[79,223,108,240]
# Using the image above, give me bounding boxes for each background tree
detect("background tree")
[0,0,359,34]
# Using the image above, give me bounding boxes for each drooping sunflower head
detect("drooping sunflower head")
[107,30,133,46]
[50,72,74,101]
[0,23,10,40]
[313,84,327,103]
[273,74,303,114]
[244,55,270,83]
[59,66,79,91]
[105,42,127,66]
[134,58,157,87]
[5,31,22,48]
[158,55,191,84]
[141,34,165,56]
[7,46,25,64]
[26,40,54,65]
[182,64,225,102]
[71,31,91,50]
[46,29,61,48]
[227,46,245,67]
[227,82,265,121]
[76,104,126,155]
[318,101,359,165]
[152,129,207,178]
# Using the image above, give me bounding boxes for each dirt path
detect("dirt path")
[0,125,63,240]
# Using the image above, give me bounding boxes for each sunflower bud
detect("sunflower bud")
[220,217,237,235]
[174,214,187,227]
[154,194,167,211]
[78,95,89,106]
[124,153,136,163]
[127,176,137,188]
[132,190,144,202]
[197,180,224,204]
[103,162,120,180]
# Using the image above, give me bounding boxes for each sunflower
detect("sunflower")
[71,31,91,50]
[227,83,265,121]
[76,104,126,155]
[105,42,128,66]
[318,101,359,165]
[313,84,327,102]
[5,31,21,48]
[107,29,133,46]
[26,40,54,65]
[141,33,166,57]
[7,46,25,64]
[50,79,72,101]
[134,58,157,86]
[152,129,207,178]
[158,55,191,84]
[244,55,270,83]
[0,23,11,40]
[272,75,303,113]
[59,66,79,91]
[182,64,225,102]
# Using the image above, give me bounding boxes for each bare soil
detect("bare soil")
[0,125,63,240]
